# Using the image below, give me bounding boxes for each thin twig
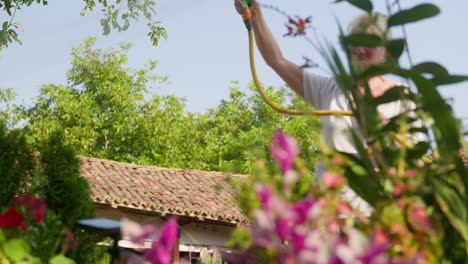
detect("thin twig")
[7,6,18,28]
[396,0,414,67]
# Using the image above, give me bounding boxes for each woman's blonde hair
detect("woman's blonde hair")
[348,12,392,40]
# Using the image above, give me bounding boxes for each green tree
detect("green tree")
[0,0,166,49]
[200,83,322,174]
[22,38,323,175]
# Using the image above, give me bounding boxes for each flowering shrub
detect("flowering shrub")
[229,131,415,263]
[227,0,467,263]
[0,193,77,263]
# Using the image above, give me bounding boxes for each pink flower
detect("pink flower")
[144,216,179,264]
[157,216,178,249]
[323,172,345,189]
[404,170,419,177]
[337,201,352,216]
[373,227,389,247]
[64,232,79,249]
[408,203,434,233]
[255,184,273,212]
[270,130,299,174]
[331,155,346,166]
[145,247,171,264]
[391,182,405,197]
[14,193,47,223]
[121,218,157,245]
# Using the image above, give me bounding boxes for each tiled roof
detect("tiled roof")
[79,157,249,224]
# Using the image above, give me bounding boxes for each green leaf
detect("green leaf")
[373,85,406,105]
[360,63,394,79]
[335,0,373,13]
[346,33,383,47]
[386,39,405,59]
[406,141,431,160]
[103,23,111,35]
[49,255,76,264]
[433,75,468,85]
[339,151,386,205]
[388,4,440,27]
[4,239,30,262]
[433,181,468,243]
[405,70,461,157]
[412,62,449,77]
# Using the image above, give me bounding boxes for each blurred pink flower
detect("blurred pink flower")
[391,182,405,197]
[373,227,389,247]
[405,170,419,177]
[270,130,299,174]
[144,216,179,264]
[275,217,292,241]
[255,184,273,212]
[323,172,345,189]
[291,196,316,225]
[331,155,346,166]
[337,201,352,216]
[145,247,171,264]
[408,203,434,233]
[121,218,157,245]
[64,232,79,249]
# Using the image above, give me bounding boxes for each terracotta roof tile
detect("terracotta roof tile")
[78,156,249,224]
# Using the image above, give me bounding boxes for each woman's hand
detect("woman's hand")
[234,0,258,17]
[234,0,249,16]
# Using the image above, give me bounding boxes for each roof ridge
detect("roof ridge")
[78,156,249,178]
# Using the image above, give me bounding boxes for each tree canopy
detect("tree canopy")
[0,0,167,49]
[19,37,322,175]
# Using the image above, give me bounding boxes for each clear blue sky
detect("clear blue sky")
[1,0,467,125]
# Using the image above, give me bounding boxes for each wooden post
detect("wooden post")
[172,229,180,263]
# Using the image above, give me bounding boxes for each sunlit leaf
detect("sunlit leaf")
[5,239,30,262]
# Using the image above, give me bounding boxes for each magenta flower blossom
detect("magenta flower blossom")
[121,217,157,245]
[255,184,273,213]
[145,247,171,264]
[275,217,291,241]
[270,130,299,174]
[291,196,316,225]
[144,216,179,264]
[158,216,178,249]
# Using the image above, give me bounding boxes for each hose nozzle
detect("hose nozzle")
[242,10,252,30]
